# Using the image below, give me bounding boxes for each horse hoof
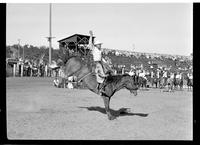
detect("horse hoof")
[120,108,131,114]
[108,115,116,120]
[126,108,131,113]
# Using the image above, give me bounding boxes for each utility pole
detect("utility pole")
[18,39,20,59]
[48,3,52,65]
[23,43,24,61]
[132,43,135,52]
[46,3,55,66]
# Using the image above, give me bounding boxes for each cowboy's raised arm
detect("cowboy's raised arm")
[89,30,94,50]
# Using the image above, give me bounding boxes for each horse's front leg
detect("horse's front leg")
[102,96,116,120]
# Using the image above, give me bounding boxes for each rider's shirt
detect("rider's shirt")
[90,44,105,80]
[92,47,102,62]
[95,63,105,83]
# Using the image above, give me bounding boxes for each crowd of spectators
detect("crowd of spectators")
[6,47,193,89]
[101,48,193,76]
[6,57,57,77]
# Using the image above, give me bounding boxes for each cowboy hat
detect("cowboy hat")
[94,40,103,45]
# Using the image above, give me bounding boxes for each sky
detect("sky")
[6,3,193,56]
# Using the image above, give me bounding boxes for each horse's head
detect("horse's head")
[125,75,139,96]
[130,89,138,96]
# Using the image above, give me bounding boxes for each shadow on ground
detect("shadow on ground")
[78,106,148,118]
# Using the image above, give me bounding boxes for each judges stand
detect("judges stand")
[6,58,19,77]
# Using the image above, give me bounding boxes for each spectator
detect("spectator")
[67,76,74,89]
[45,63,48,77]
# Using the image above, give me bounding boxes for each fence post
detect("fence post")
[13,64,16,77]
[21,64,23,77]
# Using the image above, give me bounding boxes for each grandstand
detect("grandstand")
[57,34,192,72]
[102,48,192,60]
[102,48,192,71]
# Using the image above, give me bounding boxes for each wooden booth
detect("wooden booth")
[58,34,95,60]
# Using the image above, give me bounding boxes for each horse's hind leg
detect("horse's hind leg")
[102,96,116,120]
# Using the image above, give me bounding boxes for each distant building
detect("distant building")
[58,34,95,58]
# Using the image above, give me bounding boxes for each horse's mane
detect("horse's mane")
[68,55,78,60]
[105,74,131,85]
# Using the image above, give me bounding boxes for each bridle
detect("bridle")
[77,72,93,83]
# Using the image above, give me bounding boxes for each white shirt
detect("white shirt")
[139,72,145,78]
[180,73,182,79]
[176,74,180,79]
[45,65,48,71]
[170,74,174,79]
[92,47,102,61]
[54,79,59,86]
[156,71,160,78]
[68,76,74,81]
[67,82,74,89]
[163,71,167,77]
[151,72,154,78]
[129,71,134,76]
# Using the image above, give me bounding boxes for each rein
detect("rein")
[77,72,93,83]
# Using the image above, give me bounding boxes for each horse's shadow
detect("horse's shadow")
[78,106,148,118]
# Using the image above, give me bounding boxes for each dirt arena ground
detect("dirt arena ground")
[6,77,193,140]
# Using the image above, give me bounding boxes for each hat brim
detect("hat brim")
[94,43,103,45]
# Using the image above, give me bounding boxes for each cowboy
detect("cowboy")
[150,70,154,79]
[156,69,160,79]
[170,72,174,79]
[176,72,180,79]
[139,70,146,79]
[163,70,167,78]
[67,76,74,89]
[89,30,108,94]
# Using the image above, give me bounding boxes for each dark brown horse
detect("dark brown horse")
[60,57,139,120]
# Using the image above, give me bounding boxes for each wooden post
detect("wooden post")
[21,64,23,77]
[30,67,32,77]
[122,67,124,74]
[76,44,77,56]
[13,64,16,77]
[49,3,52,65]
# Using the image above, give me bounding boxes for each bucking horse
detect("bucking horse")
[59,56,139,120]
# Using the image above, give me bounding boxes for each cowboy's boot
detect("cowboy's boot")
[96,83,101,95]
